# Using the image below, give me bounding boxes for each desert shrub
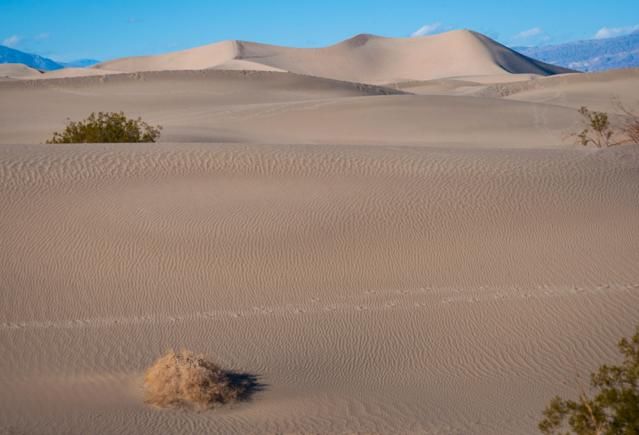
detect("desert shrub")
[538,326,639,434]
[574,106,621,148]
[46,111,161,143]
[626,119,639,145]
[573,103,639,148]
[617,103,639,145]
[144,350,241,409]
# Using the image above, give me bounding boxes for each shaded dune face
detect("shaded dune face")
[94,30,574,84]
[470,32,572,76]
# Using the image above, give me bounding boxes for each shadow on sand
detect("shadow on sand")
[225,370,267,402]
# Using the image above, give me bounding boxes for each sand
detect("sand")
[0,63,42,80]
[479,68,639,111]
[0,70,579,147]
[1,34,639,435]
[94,30,573,84]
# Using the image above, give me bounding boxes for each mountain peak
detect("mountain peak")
[516,31,639,72]
[0,45,63,71]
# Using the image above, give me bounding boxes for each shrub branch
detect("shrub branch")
[539,326,639,434]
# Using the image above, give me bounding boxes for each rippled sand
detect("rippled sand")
[1,141,638,434]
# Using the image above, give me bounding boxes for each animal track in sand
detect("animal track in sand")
[1,283,635,332]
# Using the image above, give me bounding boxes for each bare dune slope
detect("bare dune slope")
[0,143,638,434]
[0,63,42,79]
[0,69,576,147]
[390,68,639,113]
[479,68,639,111]
[95,30,574,84]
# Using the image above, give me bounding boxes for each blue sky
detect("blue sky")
[1,0,638,61]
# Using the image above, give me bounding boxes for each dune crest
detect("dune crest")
[0,63,42,79]
[95,30,574,84]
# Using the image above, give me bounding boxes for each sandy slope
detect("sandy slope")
[37,67,122,79]
[0,70,577,147]
[5,68,637,149]
[0,63,42,79]
[95,30,573,84]
[395,74,544,96]
[0,142,638,435]
[479,68,639,111]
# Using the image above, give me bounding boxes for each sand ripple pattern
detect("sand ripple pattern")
[1,143,638,434]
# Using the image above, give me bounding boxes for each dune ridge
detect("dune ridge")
[478,67,639,110]
[94,30,574,84]
[0,63,42,79]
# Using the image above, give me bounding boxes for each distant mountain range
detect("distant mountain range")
[0,45,99,71]
[0,45,64,70]
[515,31,639,72]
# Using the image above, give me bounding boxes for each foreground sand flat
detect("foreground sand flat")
[1,142,638,434]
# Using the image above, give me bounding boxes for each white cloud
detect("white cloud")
[594,24,639,39]
[411,23,442,37]
[2,35,21,47]
[34,32,50,41]
[514,27,544,40]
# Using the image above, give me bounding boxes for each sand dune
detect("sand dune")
[209,59,287,72]
[96,40,240,73]
[0,63,42,79]
[1,142,638,434]
[95,30,573,84]
[479,68,639,111]
[395,74,541,96]
[0,69,578,147]
[37,67,122,79]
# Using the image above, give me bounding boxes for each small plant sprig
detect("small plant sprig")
[615,101,639,145]
[572,102,639,148]
[574,106,620,148]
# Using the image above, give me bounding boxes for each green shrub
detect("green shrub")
[539,326,639,434]
[47,111,161,143]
